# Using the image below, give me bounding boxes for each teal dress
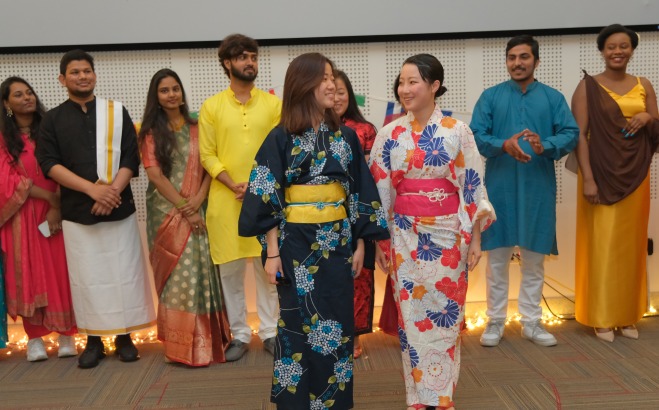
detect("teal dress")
[470,80,579,255]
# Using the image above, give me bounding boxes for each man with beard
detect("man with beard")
[36,49,155,368]
[199,34,281,361]
[470,35,578,348]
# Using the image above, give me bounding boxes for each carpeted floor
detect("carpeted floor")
[1,317,659,409]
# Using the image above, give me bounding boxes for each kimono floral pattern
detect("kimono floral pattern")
[239,123,389,409]
[369,106,495,407]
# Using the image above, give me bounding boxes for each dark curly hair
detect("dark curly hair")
[596,24,638,51]
[217,34,259,78]
[0,77,47,163]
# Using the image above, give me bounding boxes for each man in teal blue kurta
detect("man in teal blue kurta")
[471,35,578,348]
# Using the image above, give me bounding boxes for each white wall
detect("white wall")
[2,0,658,47]
[2,32,657,314]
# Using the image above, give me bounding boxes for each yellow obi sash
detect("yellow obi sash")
[285,182,347,223]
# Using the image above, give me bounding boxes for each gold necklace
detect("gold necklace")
[168,117,185,132]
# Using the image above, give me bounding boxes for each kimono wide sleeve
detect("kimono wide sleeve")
[238,126,288,238]
[342,126,389,243]
[454,122,496,236]
[367,123,397,256]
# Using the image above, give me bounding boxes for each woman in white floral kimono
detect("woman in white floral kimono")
[239,53,389,410]
[370,54,496,410]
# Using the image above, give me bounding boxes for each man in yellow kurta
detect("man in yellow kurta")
[199,34,281,361]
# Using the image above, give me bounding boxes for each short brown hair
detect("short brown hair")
[281,53,340,135]
[217,34,258,77]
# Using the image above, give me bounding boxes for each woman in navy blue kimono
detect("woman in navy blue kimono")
[239,53,389,409]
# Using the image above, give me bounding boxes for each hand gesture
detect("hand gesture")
[46,206,62,235]
[88,183,121,208]
[351,239,365,278]
[91,202,114,216]
[466,239,482,271]
[622,112,653,138]
[522,130,544,155]
[233,182,247,200]
[264,255,282,285]
[375,244,390,275]
[185,212,206,235]
[503,131,532,163]
[178,196,201,217]
[583,178,599,204]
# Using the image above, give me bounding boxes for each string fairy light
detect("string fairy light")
[3,327,159,355]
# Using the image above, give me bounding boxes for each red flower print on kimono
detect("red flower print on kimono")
[408,147,426,171]
[370,162,387,183]
[392,125,406,140]
[415,317,433,332]
[391,169,405,189]
[448,160,457,180]
[435,271,467,305]
[466,202,477,220]
[440,246,461,269]
[460,230,472,245]
[377,238,392,263]
[447,345,456,361]
[400,287,410,301]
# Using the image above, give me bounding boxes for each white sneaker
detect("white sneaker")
[58,335,78,358]
[521,320,557,347]
[27,338,48,362]
[480,319,505,347]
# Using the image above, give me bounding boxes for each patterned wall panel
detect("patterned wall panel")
[385,39,467,113]
[287,43,373,117]
[0,53,68,110]
[482,36,563,91]
[188,47,274,112]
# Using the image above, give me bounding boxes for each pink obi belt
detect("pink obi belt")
[394,178,459,217]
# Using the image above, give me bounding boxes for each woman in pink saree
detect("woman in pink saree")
[1,77,77,361]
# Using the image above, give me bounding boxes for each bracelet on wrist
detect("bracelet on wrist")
[267,254,280,259]
[175,198,188,209]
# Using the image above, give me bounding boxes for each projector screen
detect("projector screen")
[1,0,658,50]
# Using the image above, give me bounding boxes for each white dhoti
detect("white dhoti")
[62,214,156,335]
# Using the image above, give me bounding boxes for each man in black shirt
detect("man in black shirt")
[37,50,155,369]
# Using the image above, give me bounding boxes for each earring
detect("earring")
[6,107,12,117]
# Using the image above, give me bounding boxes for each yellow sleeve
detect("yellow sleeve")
[198,97,225,178]
[272,97,282,129]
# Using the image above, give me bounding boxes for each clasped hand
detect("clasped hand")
[503,129,543,162]
[89,183,121,216]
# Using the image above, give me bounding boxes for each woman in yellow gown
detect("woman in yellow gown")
[572,24,659,342]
